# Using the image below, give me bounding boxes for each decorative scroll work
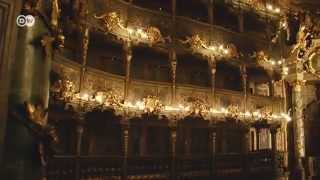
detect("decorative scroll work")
[94,11,168,45]
[180,34,238,58]
[292,25,320,78]
[94,11,125,31]
[273,12,320,78]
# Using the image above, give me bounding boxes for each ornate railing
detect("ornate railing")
[176,155,211,178]
[127,155,170,177]
[47,151,285,179]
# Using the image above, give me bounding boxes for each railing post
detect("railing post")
[209,124,217,178]
[242,126,250,176]
[75,112,85,180]
[122,120,129,180]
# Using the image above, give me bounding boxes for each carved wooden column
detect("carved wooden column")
[270,124,280,153]
[281,70,288,112]
[170,49,177,104]
[121,119,129,180]
[270,124,285,179]
[208,0,214,25]
[76,0,90,92]
[256,128,261,151]
[269,80,275,97]
[209,56,216,107]
[140,126,148,156]
[170,121,177,180]
[79,28,89,92]
[240,65,248,112]
[209,124,217,177]
[238,9,244,33]
[242,126,250,174]
[291,76,306,180]
[75,112,85,180]
[124,40,132,100]
[172,0,176,17]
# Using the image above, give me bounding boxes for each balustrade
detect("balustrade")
[47,151,287,179]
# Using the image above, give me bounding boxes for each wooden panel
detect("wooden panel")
[0,0,22,163]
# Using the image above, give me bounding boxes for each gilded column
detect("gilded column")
[291,76,306,180]
[240,65,247,112]
[170,49,177,104]
[209,56,216,108]
[124,40,132,100]
[281,68,288,112]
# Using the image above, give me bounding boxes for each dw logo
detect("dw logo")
[16,15,35,27]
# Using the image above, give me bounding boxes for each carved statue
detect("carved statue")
[6,102,59,180]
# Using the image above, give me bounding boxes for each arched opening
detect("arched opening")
[247,67,272,96]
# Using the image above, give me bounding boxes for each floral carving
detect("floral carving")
[143,95,164,113]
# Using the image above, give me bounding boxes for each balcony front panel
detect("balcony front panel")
[53,55,283,114]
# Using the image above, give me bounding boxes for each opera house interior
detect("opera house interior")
[0,0,320,180]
